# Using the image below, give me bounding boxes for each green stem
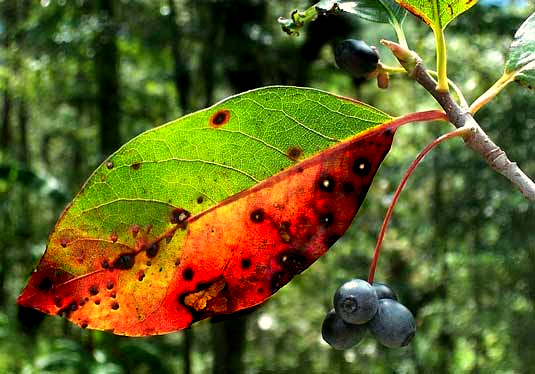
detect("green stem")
[470,72,515,114]
[433,27,449,92]
[392,21,408,50]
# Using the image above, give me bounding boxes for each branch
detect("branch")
[383,40,535,201]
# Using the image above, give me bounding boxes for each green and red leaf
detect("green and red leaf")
[19,86,397,336]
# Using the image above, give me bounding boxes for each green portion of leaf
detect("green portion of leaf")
[396,0,478,30]
[505,12,535,89]
[59,86,392,247]
[353,0,407,25]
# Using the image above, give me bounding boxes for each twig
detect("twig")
[383,40,535,201]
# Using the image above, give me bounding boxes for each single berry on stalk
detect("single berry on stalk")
[372,282,398,301]
[334,279,378,325]
[321,309,367,350]
[334,39,379,78]
[369,299,416,348]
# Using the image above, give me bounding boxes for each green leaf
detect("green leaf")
[65,86,391,240]
[505,13,535,89]
[353,0,407,25]
[395,0,478,30]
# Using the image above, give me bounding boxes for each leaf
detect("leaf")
[395,0,478,30]
[18,86,396,336]
[505,12,535,89]
[353,0,407,25]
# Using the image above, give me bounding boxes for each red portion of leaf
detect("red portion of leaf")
[18,126,395,336]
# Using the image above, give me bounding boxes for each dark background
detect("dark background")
[1,1,533,373]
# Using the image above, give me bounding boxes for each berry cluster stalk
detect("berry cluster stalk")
[367,126,474,283]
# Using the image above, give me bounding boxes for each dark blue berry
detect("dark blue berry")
[369,299,416,348]
[372,282,398,301]
[334,279,378,324]
[335,39,379,78]
[321,309,367,350]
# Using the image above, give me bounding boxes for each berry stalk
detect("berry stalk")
[367,126,475,283]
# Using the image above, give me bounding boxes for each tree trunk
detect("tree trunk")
[1,85,11,151]
[168,0,191,114]
[95,0,121,159]
[211,317,248,374]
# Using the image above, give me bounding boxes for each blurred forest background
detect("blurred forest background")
[1,0,534,373]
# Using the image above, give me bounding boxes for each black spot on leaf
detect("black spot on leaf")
[353,158,371,176]
[326,234,341,247]
[271,251,308,292]
[343,182,355,194]
[89,285,99,296]
[183,267,194,281]
[146,243,159,258]
[320,212,334,227]
[113,253,136,270]
[38,277,53,291]
[250,209,265,223]
[318,174,336,192]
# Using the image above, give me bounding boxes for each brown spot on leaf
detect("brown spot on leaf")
[106,161,113,169]
[209,109,231,128]
[109,233,118,243]
[241,258,252,269]
[131,162,141,170]
[111,302,120,310]
[131,224,140,237]
[81,321,89,329]
[89,285,99,296]
[54,296,62,308]
[60,238,68,248]
[196,196,204,204]
[106,281,114,290]
[279,221,292,243]
[137,270,145,282]
[183,278,227,312]
[287,146,303,161]
[171,208,191,225]
[101,260,110,269]
[94,299,101,305]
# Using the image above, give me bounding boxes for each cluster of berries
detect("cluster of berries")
[322,279,415,350]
